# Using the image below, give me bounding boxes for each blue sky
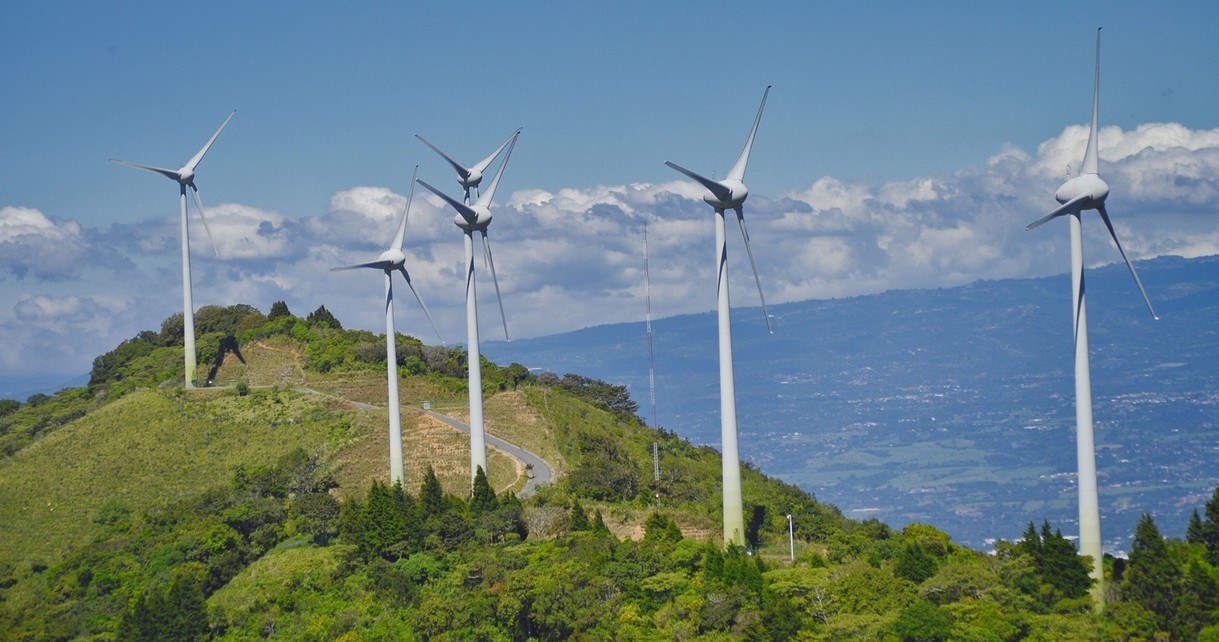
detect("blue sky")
[2,2,1219,379]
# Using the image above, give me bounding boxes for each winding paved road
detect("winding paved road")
[422,410,553,498]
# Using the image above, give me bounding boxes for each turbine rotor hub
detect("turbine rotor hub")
[1055,174,1109,207]
[378,248,406,269]
[702,179,748,210]
[461,170,483,188]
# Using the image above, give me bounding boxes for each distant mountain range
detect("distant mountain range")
[0,373,89,403]
[484,254,1219,552]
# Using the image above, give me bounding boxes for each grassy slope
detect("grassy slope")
[0,340,541,568]
[0,388,339,566]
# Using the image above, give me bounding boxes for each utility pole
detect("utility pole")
[786,514,795,563]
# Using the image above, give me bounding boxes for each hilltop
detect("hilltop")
[2,302,1217,640]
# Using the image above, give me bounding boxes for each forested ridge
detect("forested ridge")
[2,303,1219,640]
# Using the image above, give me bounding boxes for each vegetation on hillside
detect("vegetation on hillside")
[3,303,1219,640]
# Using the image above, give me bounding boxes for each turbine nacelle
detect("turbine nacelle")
[702,179,748,210]
[175,167,195,185]
[378,248,406,270]
[458,169,484,190]
[1054,174,1108,209]
[454,207,492,232]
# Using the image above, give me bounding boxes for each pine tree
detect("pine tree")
[388,482,420,558]
[643,512,682,543]
[1178,558,1219,641]
[1017,521,1042,560]
[306,305,342,329]
[419,465,445,519]
[268,300,291,319]
[592,509,612,537]
[1189,509,1206,545]
[359,481,408,559]
[469,466,496,516]
[569,499,591,532]
[1204,487,1219,566]
[1039,523,1091,600]
[1125,513,1180,633]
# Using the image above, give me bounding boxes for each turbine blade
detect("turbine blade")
[189,184,220,258]
[1081,28,1101,176]
[665,161,733,203]
[471,127,523,175]
[482,231,510,341]
[476,130,520,208]
[416,178,479,224]
[185,110,236,172]
[415,134,472,180]
[392,166,419,251]
[735,207,773,333]
[727,85,771,182]
[110,159,182,181]
[1026,194,1087,230]
[399,267,445,345]
[480,227,490,270]
[1098,204,1158,320]
[331,260,393,271]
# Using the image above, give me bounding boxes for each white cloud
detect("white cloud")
[0,207,88,280]
[3,122,1218,378]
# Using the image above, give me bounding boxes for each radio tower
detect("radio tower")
[644,222,661,496]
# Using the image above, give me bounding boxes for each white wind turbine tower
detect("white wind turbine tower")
[415,130,520,483]
[111,111,235,389]
[1026,29,1157,608]
[332,167,444,485]
[665,86,773,546]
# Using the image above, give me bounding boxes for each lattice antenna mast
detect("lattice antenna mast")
[644,221,662,490]
[643,221,658,427]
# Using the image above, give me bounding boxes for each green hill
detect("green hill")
[1,303,1217,641]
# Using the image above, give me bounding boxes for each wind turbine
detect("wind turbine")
[332,167,443,485]
[1026,29,1156,608]
[415,128,521,204]
[111,111,235,389]
[665,86,772,547]
[415,130,520,484]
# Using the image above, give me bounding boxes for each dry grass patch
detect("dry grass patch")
[209,340,306,388]
[331,407,516,498]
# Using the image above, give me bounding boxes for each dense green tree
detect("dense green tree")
[895,542,937,584]
[117,564,209,642]
[469,466,496,516]
[556,373,639,417]
[1125,513,1180,633]
[1038,521,1092,600]
[0,399,20,418]
[505,362,531,388]
[1178,558,1219,641]
[569,499,591,532]
[291,492,340,544]
[566,433,644,501]
[268,300,291,319]
[305,305,342,329]
[893,598,951,642]
[1189,508,1207,545]
[357,482,410,560]
[643,512,683,543]
[592,509,612,537]
[1204,488,1219,566]
[419,465,445,519]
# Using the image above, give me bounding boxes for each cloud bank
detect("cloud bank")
[3,122,1218,379]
